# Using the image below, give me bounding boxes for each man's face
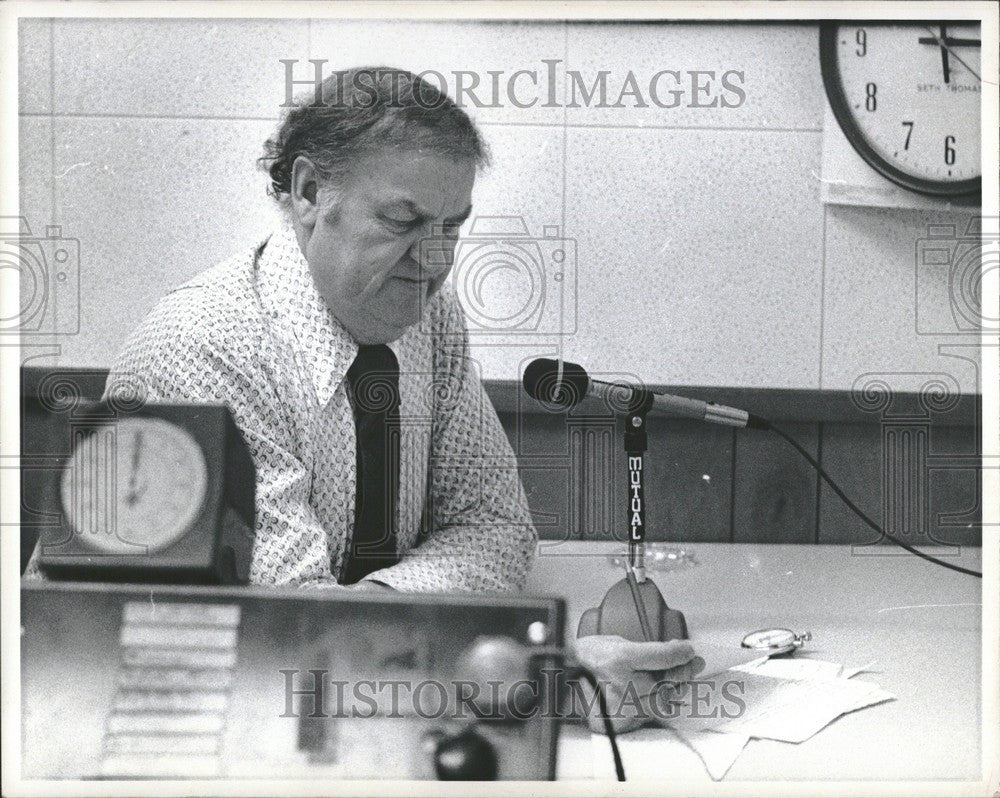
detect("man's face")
[301,148,476,344]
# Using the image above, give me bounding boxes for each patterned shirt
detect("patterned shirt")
[96,223,537,592]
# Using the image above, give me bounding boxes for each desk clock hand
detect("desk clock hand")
[125,431,144,506]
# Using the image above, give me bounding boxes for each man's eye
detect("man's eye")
[382,216,420,232]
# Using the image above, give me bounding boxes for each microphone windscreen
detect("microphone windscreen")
[522,358,589,409]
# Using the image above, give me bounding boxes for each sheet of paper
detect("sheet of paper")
[732,656,879,681]
[731,679,891,742]
[732,656,844,681]
[690,641,769,678]
[673,729,751,780]
[841,660,878,680]
[587,657,894,780]
[709,673,895,743]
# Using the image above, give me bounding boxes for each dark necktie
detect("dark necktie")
[341,344,402,583]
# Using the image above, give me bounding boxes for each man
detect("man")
[103,67,701,731]
[105,67,526,592]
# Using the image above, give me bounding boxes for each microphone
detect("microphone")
[521,359,770,646]
[522,358,769,429]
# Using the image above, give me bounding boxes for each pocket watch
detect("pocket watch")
[741,628,812,656]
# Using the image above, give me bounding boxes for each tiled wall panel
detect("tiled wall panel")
[563,126,824,387]
[52,19,309,118]
[15,20,986,548]
[52,117,281,366]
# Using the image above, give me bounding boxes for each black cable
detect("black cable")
[761,419,982,579]
[524,409,981,786]
[528,652,626,781]
[573,665,626,781]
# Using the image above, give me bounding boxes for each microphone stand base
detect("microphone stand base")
[577,577,688,642]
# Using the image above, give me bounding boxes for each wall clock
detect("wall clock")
[820,21,981,197]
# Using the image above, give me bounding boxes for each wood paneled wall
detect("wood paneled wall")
[489,382,982,547]
[20,368,983,576]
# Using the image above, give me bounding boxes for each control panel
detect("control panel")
[21,583,565,780]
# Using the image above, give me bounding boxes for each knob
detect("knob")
[433,728,498,780]
[454,635,535,720]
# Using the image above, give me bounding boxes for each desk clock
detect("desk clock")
[34,404,255,584]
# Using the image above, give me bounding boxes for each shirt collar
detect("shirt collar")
[256,219,358,408]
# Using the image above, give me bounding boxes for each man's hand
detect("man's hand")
[573,635,705,735]
[350,579,395,592]
[297,578,395,591]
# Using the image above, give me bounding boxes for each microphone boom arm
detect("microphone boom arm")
[522,358,765,428]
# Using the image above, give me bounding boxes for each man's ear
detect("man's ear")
[290,155,321,227]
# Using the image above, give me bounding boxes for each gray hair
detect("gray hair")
[260,66,489,202]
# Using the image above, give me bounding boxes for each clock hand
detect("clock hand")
[918,24,982,82]
[939,25,950,84]
[126,431,144,506]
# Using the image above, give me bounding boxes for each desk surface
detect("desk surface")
[525,542,984,782]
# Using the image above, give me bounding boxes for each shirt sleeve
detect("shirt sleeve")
[362,287,538,593]
[103,290,337,587]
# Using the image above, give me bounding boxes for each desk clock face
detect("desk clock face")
[60,417,208,553]
[821,22,981,196]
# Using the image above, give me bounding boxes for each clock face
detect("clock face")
[821,22,981,196]
[60,416,208,554]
